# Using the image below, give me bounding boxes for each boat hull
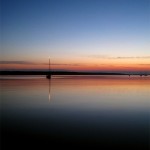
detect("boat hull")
[46,75,51,79]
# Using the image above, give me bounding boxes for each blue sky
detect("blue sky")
[1,0,150,71]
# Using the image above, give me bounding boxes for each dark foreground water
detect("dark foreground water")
[1,75,150,149]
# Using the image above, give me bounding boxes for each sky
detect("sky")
[1,0,150,72]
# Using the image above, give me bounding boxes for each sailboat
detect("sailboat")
[46,74,51,79]
[46,58,51,79]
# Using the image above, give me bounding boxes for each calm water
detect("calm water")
[1,75,150,149]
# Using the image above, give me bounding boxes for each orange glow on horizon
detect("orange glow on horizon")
[1,61,150,72]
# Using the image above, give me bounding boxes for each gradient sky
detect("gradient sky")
[1,0,150,72]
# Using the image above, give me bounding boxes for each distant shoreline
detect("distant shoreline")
[0,71,149,76]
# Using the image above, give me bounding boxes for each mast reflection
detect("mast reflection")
[48,79,51,102]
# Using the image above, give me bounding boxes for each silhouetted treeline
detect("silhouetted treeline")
[1,70,149,76]
[0,70,128,76]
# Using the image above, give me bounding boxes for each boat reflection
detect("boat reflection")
[48,79,51,102]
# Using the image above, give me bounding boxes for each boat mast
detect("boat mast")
[46,57,51,79]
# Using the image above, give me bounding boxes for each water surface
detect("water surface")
[1,75,150,149]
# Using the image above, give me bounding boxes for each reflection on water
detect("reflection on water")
[48,79,51,102]
[2,75,149,110]
[1,75,150,148]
